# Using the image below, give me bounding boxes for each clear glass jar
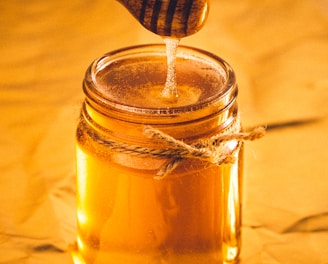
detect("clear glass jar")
[74,44,243,264]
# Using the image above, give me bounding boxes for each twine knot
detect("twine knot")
[144,124,265,179]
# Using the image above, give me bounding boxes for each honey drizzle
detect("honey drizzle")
[161,38,180,102]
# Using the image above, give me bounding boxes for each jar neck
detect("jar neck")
[82,98,238,144]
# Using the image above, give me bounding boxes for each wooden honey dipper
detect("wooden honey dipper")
[118,0,209,38]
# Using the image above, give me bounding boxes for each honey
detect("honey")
[74,45,242,263]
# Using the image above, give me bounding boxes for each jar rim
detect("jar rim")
[83,44,237,122]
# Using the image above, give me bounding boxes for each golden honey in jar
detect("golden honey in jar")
[74,44,243,264]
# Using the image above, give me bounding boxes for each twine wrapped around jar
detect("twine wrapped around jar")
[81,117,265,180]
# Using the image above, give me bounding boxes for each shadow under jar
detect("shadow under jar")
[74,44,243,264]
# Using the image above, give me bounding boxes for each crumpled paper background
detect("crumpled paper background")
[1,0,328,263]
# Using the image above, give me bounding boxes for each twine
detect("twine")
[82,118,265,180]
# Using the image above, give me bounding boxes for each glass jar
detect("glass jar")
[74,44,243,264]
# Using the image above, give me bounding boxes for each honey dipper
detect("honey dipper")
[117,0,209,38]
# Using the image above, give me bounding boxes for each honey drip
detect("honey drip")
[162,38,180,101]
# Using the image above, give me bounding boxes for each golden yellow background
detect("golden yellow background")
[1,0,327,263]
